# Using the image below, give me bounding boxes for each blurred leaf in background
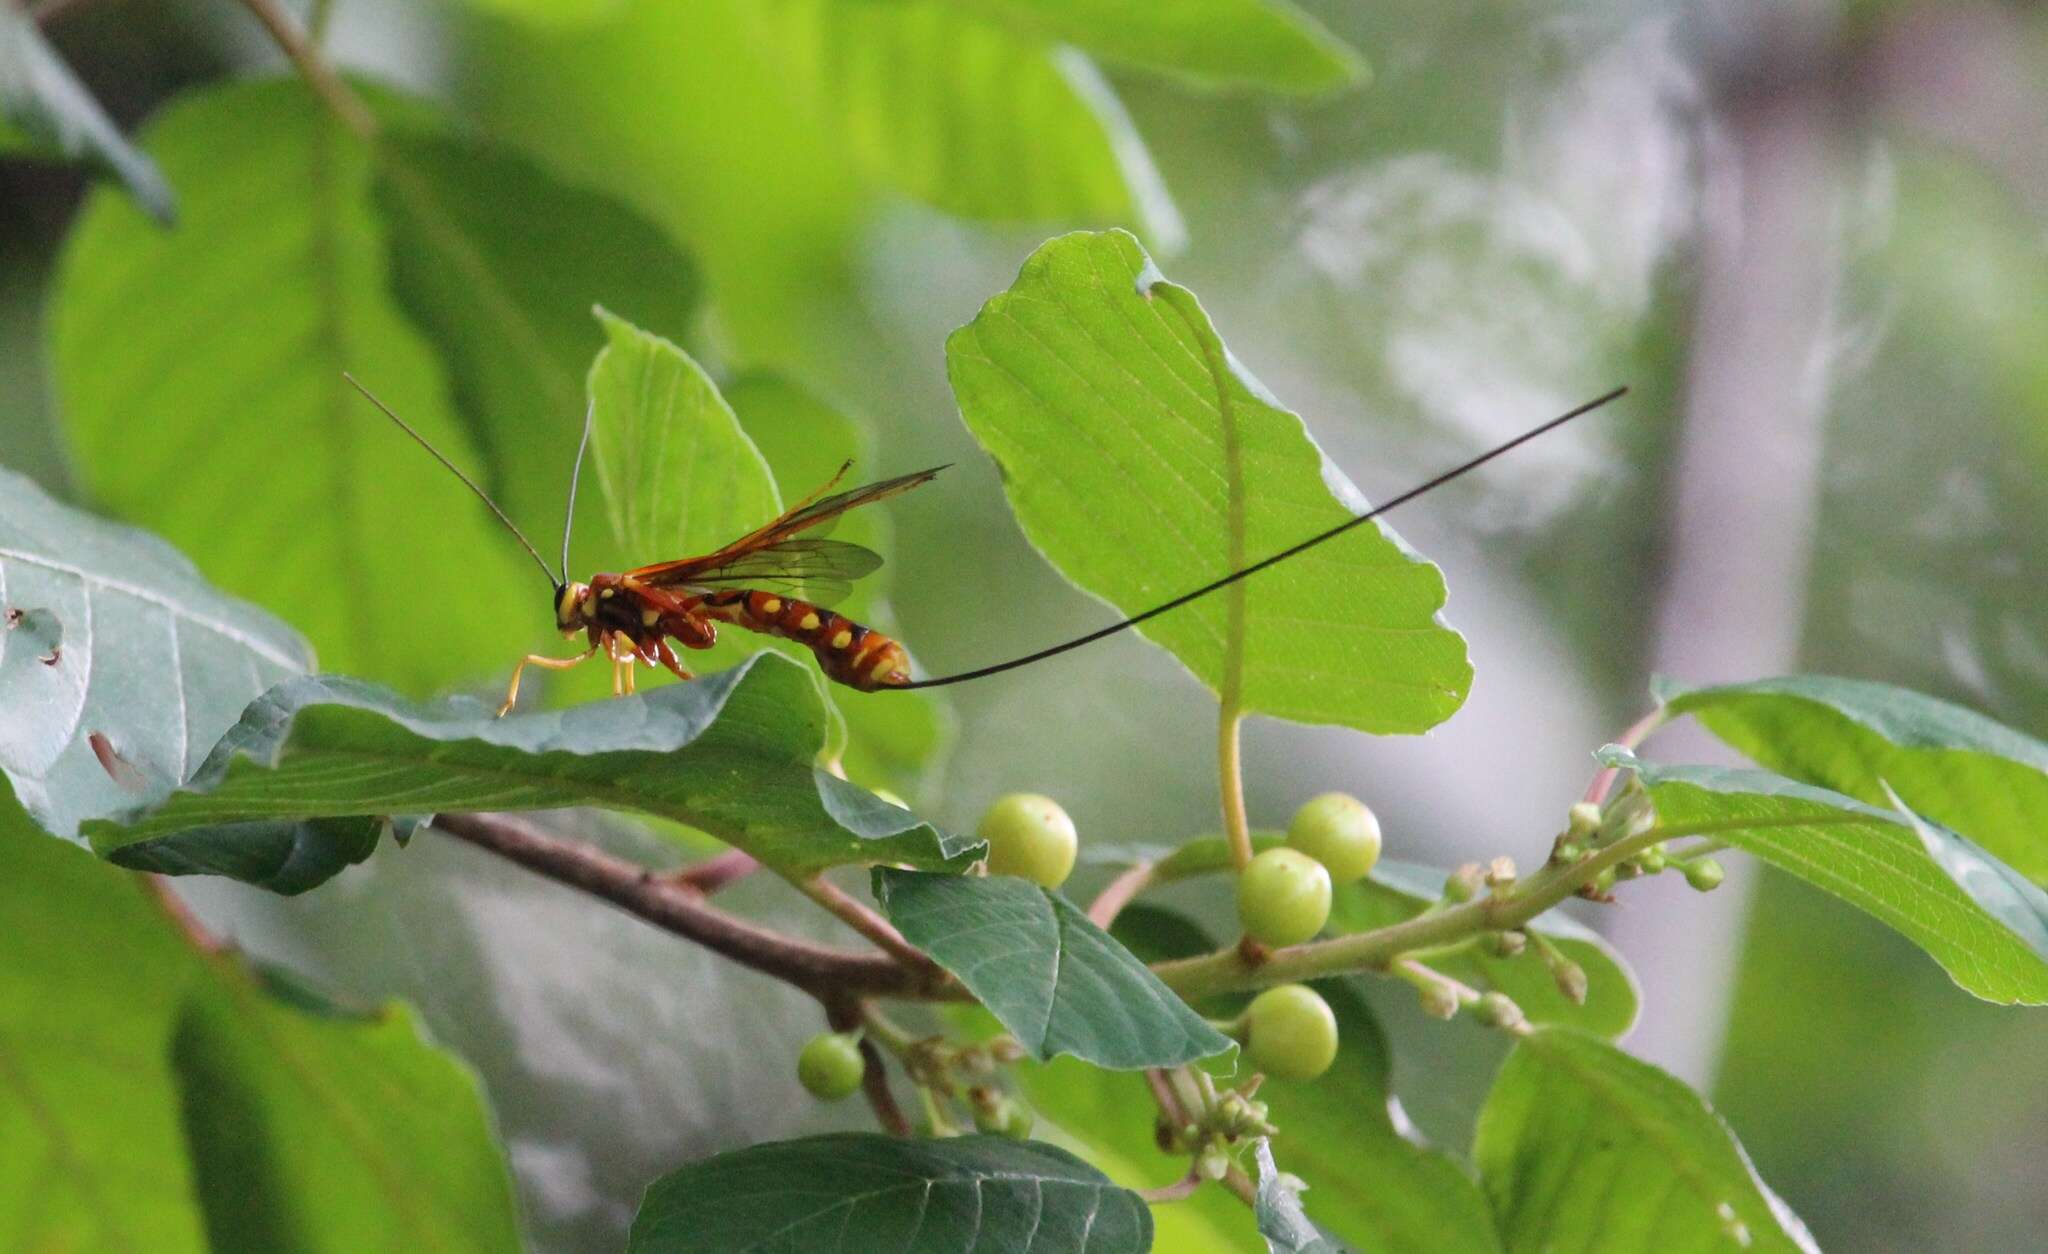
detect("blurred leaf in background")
[0,789,522,1252]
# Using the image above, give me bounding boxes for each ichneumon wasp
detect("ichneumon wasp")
[342,374,1626,714]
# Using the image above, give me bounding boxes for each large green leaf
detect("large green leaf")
[0,464,311,839]
[0,791,523,1252]
[50,77,535,694]
[88,653,977,892]
[0,5,173,221]
[765,0,1176,229]
[1473,1028,1815,1253]
[629,1133,1151,1252]
[463,0,1178,359]
[0,792,208,1252]
[1603,748,2048,1005]
[373,127,700,563]
[1657,674,2048,884]
[956,0,1366,95]
[727,373,952,799]
[172,971,522,1253]
[583,309,776,574]
[873,869,1232,1069]
[947,230,1469,733]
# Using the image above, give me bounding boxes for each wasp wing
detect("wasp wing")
[660,537,882,608]
[629,465,942,601]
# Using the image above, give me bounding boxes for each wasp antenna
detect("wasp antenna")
[560,395,596,586]
[341,373,560,588]
[896,386,1629,690]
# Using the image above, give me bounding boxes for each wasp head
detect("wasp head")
[554,582,592,635]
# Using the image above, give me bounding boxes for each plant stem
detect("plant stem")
[235,0,378,139]
[668,848,759,895]
[1581,707,1669,804]
[1138,1170,1203,1204]
[791,873,940,976]
[1157,285,1255,874]
[1669,838,1731,863]
[859,1003,922,1057]
[1086,860,1156,929]
[431,813,945,999]
[1217,712,1252,872]
[1147,815,1813,1000]
[828,999,909,1136]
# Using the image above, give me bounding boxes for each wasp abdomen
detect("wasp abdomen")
[698,589,911,690]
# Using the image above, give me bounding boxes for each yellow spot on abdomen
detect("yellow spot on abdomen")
[760,597,782,615]
[799,612,821,631]
[831,629,853,649]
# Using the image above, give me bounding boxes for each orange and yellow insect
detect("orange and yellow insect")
[343,376,938,715]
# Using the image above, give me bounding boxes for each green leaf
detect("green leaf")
[373,126,700,564]
[873,868,1232,1068]
[1253,1140,1351,1254]
[1473,1027,1816,1253]
[751,0,1178,231]
[947,230,1469,734]
[49,76,536,694]
[0,792,209,1252]
[1602,748,2048,1005]
[1657,673,2048,884]
[88,653,976,892]
[463,0,1179,359]
[628,1132,1152,1253]
[0,6,173,222]
[955,0,1367,96]
[172,972,522,1253]
[727,373,953,799]
[1328,860,1639,1038]
[583,308,777,574]
[454,0,626,25]
[0,789,522,1252]
[0,464,312,839]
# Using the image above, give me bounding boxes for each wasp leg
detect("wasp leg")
[654,638,695,682]
[499,646,598,718]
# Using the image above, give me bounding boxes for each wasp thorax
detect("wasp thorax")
[555,582,592,633]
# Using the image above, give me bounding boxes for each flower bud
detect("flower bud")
[1488,929,1527,958]
[1684,858,1726,892]
[1636,843,1668,873]
[1567,801,1603,838]
[1552,959,1589,1005]
[1477,992,1525,1030]
[1418,982,1461,1020]
[1486,856,1518,889]
[1444,863,1483,902]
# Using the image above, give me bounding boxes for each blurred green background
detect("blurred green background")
[4,0,2045,1249]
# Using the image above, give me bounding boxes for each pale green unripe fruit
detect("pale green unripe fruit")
[1237,848,1332,946]
[797,1031,865,1101]
[1244,984,1339,1081]
[1285,792,1382,884]
[977,793,1078,888]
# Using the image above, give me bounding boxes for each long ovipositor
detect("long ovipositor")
[695,589,912,691]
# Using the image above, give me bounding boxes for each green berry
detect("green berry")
[1237,848,1332,947]
[1244,985,1339,1082]
[977,793,1079,888]
[1684,857,1726,892]
[797,1031,866,1101]
[1285,792,1382,883]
